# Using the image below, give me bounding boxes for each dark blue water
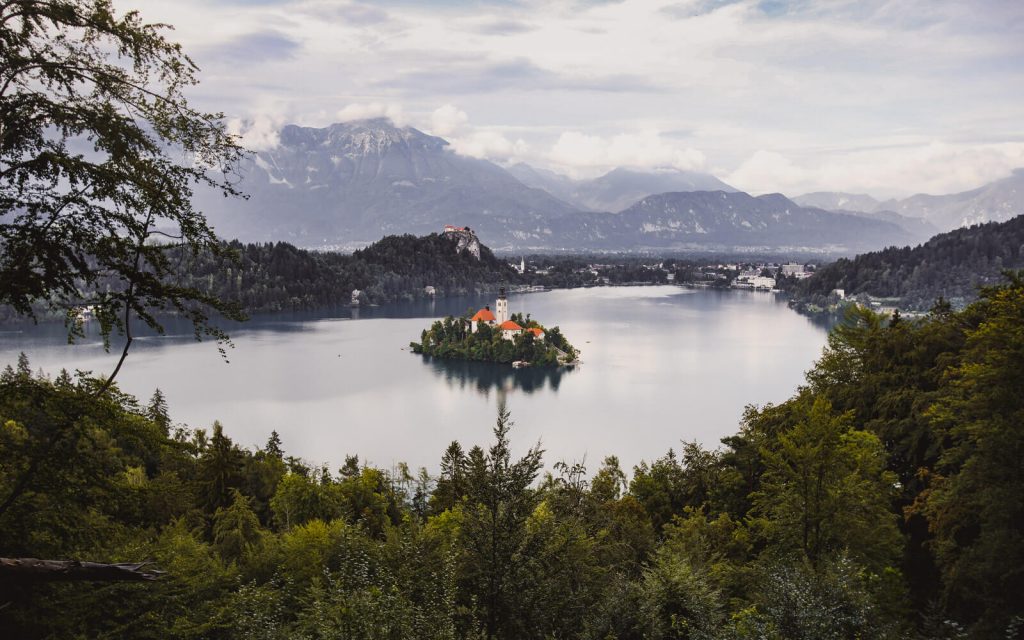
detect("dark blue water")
[0,286,829,472]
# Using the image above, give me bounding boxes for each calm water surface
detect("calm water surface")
[0,287,830,471]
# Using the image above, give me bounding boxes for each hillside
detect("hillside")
[787,215,1024,313]
[170,229,521,314]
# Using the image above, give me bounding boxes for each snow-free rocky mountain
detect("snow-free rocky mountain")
[198,118,910,253]
[507,163,737,212]
[605,191,910,251]
[793,169,1024,233]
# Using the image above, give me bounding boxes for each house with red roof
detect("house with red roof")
[499,319,524,341]
[470,306,496,333]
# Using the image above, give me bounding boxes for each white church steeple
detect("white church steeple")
[496,287,509,324]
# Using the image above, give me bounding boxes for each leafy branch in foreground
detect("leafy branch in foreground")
[0,0,247,367]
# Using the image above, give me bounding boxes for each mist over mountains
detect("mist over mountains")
[198,118,1022,254]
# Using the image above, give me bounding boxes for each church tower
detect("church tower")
[496,287,509,324]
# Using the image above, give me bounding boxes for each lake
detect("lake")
[0,286,830,473]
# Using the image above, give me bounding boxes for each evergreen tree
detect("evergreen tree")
[213,489,261,561]
[751,394,900,572]
[147,388,171,433]
[198,421,244,513]
[265,430,284,458]
[458,404,544,640]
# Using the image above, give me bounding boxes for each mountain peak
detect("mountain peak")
[755,193,797,208]
[279,119,448,154]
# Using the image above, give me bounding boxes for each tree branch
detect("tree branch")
[0,557,164,582]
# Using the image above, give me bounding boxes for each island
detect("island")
[410,287,579,366]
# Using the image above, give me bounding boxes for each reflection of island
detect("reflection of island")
[420,355,576,396]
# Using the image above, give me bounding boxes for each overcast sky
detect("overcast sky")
[135,0,1024,197]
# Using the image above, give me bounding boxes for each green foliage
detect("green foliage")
[916,274,1024,633]
[165,233,521,314]
[750,394,900,572]
[0,0,246,344]
[6,276,1024,638]
[270,472,343,531]
[739,555,894,640]
[640,544,722,640]
[787,217,1024,313]
[213,490,262,562]
[455,405,544,639]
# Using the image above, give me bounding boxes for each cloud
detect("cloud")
[204,30,301,63]
[227,114,287,151]
[132,0,1024,196]
[469,18,536,35]
[727,142,1024,197]
[424,104,526,162]
[725,150,804,194]
[450,130,529,162]
[430,104,469,137]
[379,58,660,95]
[548,130,706,174]
[315,2,391,25]
[335,102,409,126]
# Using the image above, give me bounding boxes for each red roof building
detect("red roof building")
[471,308,496,322]
[499,320,523,331]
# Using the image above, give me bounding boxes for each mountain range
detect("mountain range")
[507,163,737,212]
[197,119,578,250]
[793,170,1024,230]
[196,118,1020,254]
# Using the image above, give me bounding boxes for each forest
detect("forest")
[2,275,1023,638]
[0,236,687,328]
[785,216,1024,313]
[0,233,524,326]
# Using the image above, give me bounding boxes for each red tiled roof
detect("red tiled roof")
[527,327,544,337]
[472,309,496,322]
[499,320,523,331]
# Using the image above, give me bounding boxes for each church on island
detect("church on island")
[410,284,576,366]
[470,288,545,342]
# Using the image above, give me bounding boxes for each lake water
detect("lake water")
[0,287,830,472]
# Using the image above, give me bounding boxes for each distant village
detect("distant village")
[502,256,818,293]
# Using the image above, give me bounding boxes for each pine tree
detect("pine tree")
[198,422,244,513]
[147,388,171,433]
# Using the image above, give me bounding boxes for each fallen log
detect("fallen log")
[0,558,164,582]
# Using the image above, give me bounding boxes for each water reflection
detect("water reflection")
[420,355,577,397]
